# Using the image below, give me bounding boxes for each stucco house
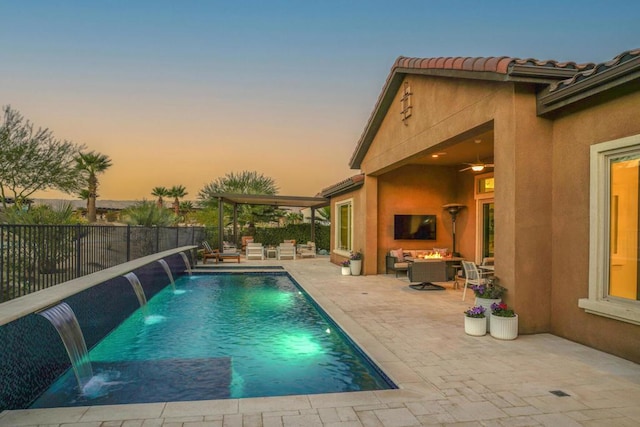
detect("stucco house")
[320,49,640,363]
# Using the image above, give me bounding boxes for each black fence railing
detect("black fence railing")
[0,224,207,303]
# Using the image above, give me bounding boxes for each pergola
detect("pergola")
[207,193,330,249]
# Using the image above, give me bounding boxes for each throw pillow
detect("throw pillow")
[390,248,404,261]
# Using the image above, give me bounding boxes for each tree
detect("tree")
[151,186,169,209]
[198,171,280,228]
[167,185,188,216]
[121,200,176,227]
[0,105,83,209]
[76,151,112,223]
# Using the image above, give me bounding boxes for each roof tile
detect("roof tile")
[549,48,640,92]
[393,54,594,75]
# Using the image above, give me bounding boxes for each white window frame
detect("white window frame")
[579,134,640,325]
[333,198,353,257]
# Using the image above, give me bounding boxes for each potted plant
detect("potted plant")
[489,302,518,340]
[463,306,487,336]
[341,260,351,276]
[471,277,506,332]
[349,251,363,276]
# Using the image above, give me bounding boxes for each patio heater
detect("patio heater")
[443,203,465,257]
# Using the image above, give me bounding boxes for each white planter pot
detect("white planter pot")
[464,316,487,336]
[341,266,351,276]
[475,297,501,331]
[489,314,519,340]
[350,260,362,276]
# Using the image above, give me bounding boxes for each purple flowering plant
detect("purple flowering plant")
[341,260,350,267]
[470,277,506,299]
[464,305,486,318]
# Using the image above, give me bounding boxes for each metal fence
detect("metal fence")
[0,224,207,303]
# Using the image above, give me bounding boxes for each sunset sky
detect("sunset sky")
[2,1,638,202]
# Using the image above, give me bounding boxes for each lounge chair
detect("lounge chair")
[202,241,240,264]
[277,242,296,260]
[201,241,218,264]
[246,242,265,260]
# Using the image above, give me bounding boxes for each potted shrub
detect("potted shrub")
[489,302,518,340]
[341,260,351,276]
[349,251,363,276]
[471,277,506,332]
[463,306,487,336]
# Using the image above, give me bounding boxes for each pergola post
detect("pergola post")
[233,203,238,246]
[310,208,316,242]
[218,197,224,250]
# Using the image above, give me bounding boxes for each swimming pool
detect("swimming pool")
[31,272,395,408]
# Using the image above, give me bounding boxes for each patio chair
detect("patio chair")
[241,236,254,252]
[277,242,296,260]
[246,242,265,260]
[298,241,316,258]
[461,260,492,301]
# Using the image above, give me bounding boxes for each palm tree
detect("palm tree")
[151,186,169,209]
[121,200,176,227]
[198,171,279,227]
[167,185,188,216]
[76,151,112,223]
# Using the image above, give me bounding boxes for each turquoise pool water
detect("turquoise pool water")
[32,273,394,407]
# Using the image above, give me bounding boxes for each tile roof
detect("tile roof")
[548,48,640,92]
[319,174,364,198]
[393,55,594,76]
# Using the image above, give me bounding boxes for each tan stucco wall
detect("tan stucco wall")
[551,90,640,362]
[493,84,554,333]
[362,76,502,175]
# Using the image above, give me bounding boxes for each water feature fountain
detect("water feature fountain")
[123,272,147,313]
[179,251,192,275]
[38,302,93,392]
[157,259,176,290]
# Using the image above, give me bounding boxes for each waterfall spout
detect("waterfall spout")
[157,259,176,290]
[123,272,147,312]
[38,302,93,392]
[179,252,192,275]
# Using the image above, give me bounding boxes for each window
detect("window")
[579,134,640,325]
[475,173,494,261]
[335,199,353,255]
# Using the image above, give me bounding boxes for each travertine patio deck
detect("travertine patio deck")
[2,256,639,426]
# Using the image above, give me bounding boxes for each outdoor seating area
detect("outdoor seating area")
[198,239,323,265]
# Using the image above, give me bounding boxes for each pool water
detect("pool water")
[31,273,394,408]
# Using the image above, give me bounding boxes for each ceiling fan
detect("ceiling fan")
[459,155,494,172]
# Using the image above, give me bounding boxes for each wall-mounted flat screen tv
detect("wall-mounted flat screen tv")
[394,214,437,240]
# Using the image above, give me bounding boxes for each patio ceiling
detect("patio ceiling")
[405,128,494,168]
